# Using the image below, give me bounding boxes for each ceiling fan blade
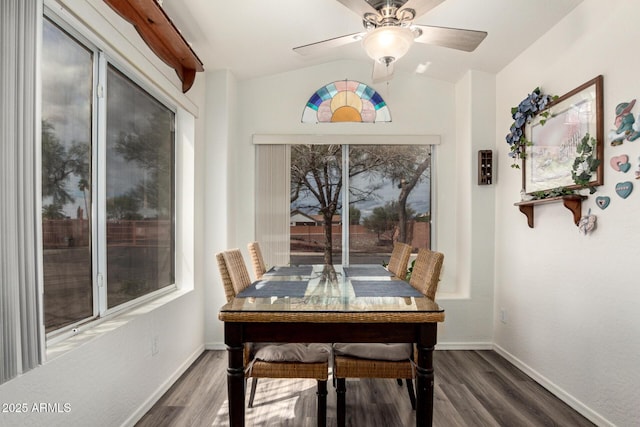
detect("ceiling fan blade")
[293,32,365,56]
[413,25,487,52]
[336,0,380,19]
[372,60,394,83]
[397,0,446,20]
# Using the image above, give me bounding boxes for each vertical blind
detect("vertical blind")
[254,145,291,267]
[0,0,42,383]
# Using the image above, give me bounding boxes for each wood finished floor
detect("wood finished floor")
[136,350,595,427]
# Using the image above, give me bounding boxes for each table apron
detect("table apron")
[225,322,437,345]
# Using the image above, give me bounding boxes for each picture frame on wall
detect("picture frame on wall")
[523,75,604,194]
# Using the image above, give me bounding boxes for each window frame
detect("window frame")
[42,9,178,344]
[254,135,439,267]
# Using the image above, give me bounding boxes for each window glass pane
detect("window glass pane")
[349,145,431,264]
[41,18,94,331]
[290,145,342,265]
[105,65,175,308]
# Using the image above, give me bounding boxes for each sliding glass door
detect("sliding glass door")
[289,144,431,265]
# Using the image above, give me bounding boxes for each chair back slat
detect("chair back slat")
[247,241,267,279]
[216,252,236,303]
[387,242,413,280]
[409,248,444,300]
[221,249,252,296]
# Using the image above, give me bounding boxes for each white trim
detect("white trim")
[205,342,228,351]
[435,342,494,350]
[493,344,613,427]
[253,134,441,145]
[124,344,204,426]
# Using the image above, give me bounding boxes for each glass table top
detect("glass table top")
[219,264,444,316]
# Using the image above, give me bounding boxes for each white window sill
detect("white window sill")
[45,287,192,361]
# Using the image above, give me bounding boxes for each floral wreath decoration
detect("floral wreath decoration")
[506,87,600,199]
[505,88,557,168]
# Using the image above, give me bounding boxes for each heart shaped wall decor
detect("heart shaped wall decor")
[615,181,633,198]
[610,154,630,171]
[595,196,610,209]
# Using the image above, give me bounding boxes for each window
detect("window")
[41,16,175,334]
[105,65,175,308]
[289,144,431,265]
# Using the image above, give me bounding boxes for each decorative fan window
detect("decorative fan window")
[301,80,391,123]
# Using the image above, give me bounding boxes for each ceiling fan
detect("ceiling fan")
[293,0,487,82]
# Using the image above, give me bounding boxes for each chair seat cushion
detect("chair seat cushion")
[253,343,330,363]
[333,343,412,361]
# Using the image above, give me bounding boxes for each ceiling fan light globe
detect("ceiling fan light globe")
[362,26,414,64]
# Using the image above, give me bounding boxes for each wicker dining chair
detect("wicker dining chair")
[247,241,267,280]
[386,241,413,280]
[216,249,329,426]
[408,248,444,300]
[333,248,444,427]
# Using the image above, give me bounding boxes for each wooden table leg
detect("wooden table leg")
[415,323,437,427]
[336,378,346,427]
[225,323,244,427]
[317,380,327,427]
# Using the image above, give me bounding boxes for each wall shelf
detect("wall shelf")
[103,0,204,93]
[478,150,493,185]
[514,195,587,228]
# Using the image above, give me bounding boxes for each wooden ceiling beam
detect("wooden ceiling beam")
[103,0,204,93]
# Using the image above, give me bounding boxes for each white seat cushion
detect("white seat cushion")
[333,343,412,361]
[253,343,331,363]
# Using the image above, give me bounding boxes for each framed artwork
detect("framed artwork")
[523,75,604,194]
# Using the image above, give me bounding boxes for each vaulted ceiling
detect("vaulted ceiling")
[161,0,582,82]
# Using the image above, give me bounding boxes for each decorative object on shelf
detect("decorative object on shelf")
[505,88,556,168]
[595,196,611,210]
[478,150,493,185]
[522,75,604,196]
[615,181,634,199]
[577,208,597,235]
[103,0,204,93]
[529,186,576,200]
[635,157,640,179]
[608,99,640,146]
[301,80,391,123]
[571,133,601,194]
[610,154,631,172]
[520,189,534,201]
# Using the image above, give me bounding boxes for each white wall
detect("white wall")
[202,69,237,347]
[0,1,207,426]
[204,60,497,348]
[494,1,640,425]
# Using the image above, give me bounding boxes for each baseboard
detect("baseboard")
[436,341,493,350]
[205,342,227,350]
[122,344,205,427]
[493,344,612,427]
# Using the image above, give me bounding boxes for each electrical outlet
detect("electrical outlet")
[500,308,507,324]
[152,335,159,356]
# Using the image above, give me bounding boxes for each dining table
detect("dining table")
[218,263,445,426]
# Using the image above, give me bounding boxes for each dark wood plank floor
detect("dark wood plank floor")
[136,350,595,427]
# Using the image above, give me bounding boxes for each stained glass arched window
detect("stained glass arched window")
[301,80,391,123]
